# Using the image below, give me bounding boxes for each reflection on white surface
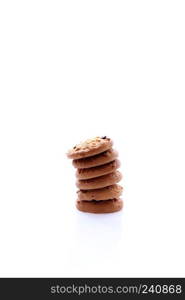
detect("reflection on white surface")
[74,210,124,254]
[61,209,125,277]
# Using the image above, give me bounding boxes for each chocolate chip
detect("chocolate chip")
[101,136,107,139]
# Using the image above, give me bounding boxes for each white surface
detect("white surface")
[0,0,185,277]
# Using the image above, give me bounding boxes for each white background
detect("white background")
[0,0,185,277]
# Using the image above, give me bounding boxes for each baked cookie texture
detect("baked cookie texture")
[77,184,123,201]
[67,136,113,159]
[76,171,122,190]
[76,199,123,214]
[72,148,118,169]
[76,159,121,179]
[67,136,123,213]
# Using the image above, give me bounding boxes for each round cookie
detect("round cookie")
[76,198,123,214]
[77,184,123,201]
[72,148,118,169]
[76,159,120,180]
[67,136,113,159]
[76,170,122,190]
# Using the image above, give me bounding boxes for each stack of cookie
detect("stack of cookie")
[67,136,123,213]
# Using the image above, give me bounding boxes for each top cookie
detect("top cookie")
[67,136,113,159]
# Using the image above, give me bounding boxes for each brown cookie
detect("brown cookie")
[76,198,123,213]
[77,184,123,201]
[76,159,120,180]
[76,170,122,190]
[72,148,118,169]
[67,136,113,159]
